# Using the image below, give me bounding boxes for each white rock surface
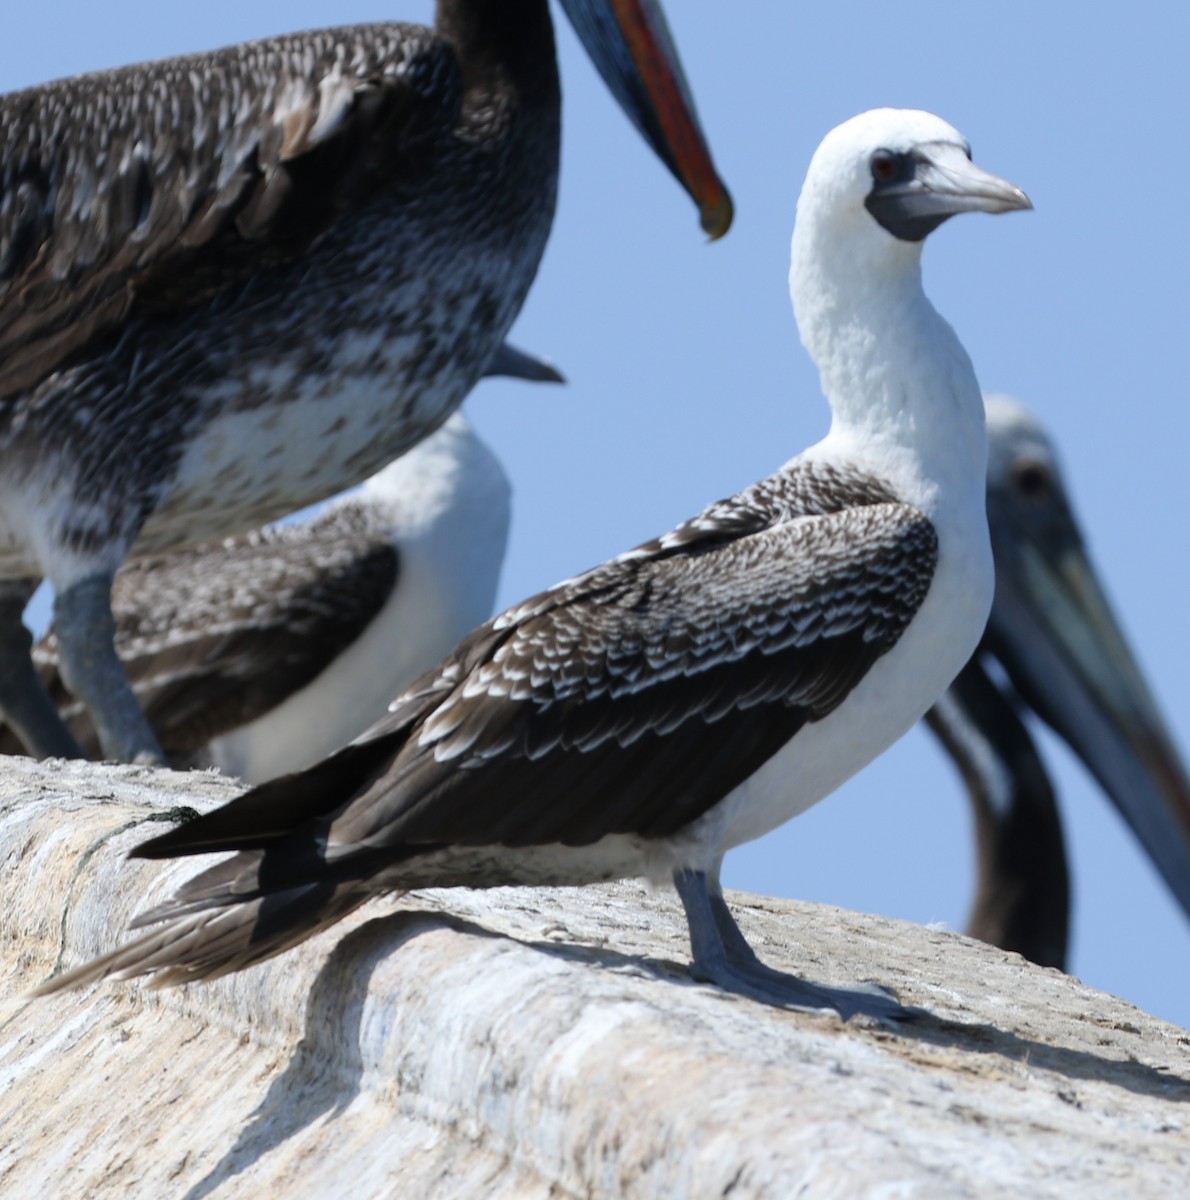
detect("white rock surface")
[0,755,1187,1198]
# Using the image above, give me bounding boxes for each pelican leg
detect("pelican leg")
[53,573,164,765]
[0,580,84,759]
[673,866,910,1023]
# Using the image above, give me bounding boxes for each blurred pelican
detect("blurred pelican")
[926,395,1190,967]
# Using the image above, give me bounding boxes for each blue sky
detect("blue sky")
[5,3,1189,1027]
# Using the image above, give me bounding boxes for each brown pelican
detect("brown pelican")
[0,1,731,766]
[35,110,1030,1021]
[926,395,1190,968]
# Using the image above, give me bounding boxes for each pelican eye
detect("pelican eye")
[1012,458,1052,501]
[870,151,899,183]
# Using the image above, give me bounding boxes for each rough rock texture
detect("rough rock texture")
[0,756,1187,1199]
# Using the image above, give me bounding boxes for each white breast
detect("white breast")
[710,500,991,854]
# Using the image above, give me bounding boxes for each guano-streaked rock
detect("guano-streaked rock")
[0,755,1187,1198]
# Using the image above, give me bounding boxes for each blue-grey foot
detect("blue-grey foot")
[53,574,165,765]
[673,867,912,1023]
[0,581,85,759]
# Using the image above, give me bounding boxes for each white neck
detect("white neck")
[790,210,987,520]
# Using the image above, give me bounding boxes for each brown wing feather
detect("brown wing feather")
[0,23,458,400]
[328,502,938,852]
[65,465,940,992]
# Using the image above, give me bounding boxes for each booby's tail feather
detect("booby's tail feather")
[31,874,373,994]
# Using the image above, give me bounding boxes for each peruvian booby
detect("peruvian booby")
[0,1,731,767]
[1,409,518,780]
[35,110,1031,1020]
[926,395,1190,968]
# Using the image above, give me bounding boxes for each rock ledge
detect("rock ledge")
[1,756,1187,1198]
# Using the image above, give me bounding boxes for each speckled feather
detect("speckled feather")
[0,504,399,758]
[0,13,560,576]
[0,25,456,402]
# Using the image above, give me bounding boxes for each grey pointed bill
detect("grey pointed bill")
[559,0,733,239]
[986,481,1190,919]
[866,142,1032,242]
[482,342,565,385]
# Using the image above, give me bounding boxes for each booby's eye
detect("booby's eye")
[870,151,899,182]
[1011,459,1052,502]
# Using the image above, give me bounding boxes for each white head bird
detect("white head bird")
[35,111,1030,1022]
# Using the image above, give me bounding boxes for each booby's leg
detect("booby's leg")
[673,866,910,1022]
[704,861,774,967]
[0,580,84,759]
[53,573,165,765]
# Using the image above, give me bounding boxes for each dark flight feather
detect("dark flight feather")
[139,463,937,865]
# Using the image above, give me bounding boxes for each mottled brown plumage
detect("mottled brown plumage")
[0,14,557,564]
[0,0,730,763]
[0,26,458,402]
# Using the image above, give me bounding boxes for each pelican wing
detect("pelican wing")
[0,23,457,400]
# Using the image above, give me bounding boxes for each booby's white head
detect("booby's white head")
[793,109,1030,273]
[791,109,1030,489]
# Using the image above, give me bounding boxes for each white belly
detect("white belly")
[140,369,455,557]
